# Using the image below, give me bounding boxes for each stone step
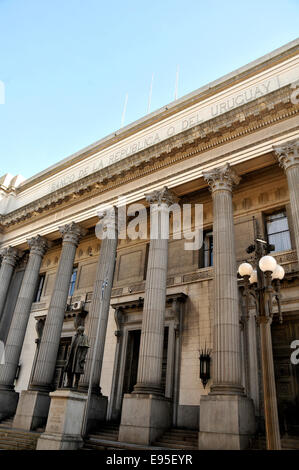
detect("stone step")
[158,437,198,447]
[0,429,40,438]
[0,441,36,450]
[0,427,40,450]
[0,417,14,428]
[92,428,119,434]
[282,438,299,450]
[168,428,197,435]
[162,433,198,441]
[84,438,167,451]
[0,434,38,444]
[155,440,197,450]
[89,433,118,441]
[0,442,36,451]
[95,426,119,432]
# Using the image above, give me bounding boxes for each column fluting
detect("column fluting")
[134,186,177,395]
[0,236,49,390]
[80,208,118,393]
[0,247,20,322]
[274,139,299,258]
[30,222,85,392]
[203,163,243,395]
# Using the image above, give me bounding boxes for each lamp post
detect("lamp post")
[238,241,285,450]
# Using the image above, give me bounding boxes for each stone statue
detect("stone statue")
[64,326,89,389]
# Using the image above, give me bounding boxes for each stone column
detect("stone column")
[79,208,118,431]
[13,222,85,431]
[204,163,243,394]
[274,138,299,258]
[0,247,20,323]
[198,164,255,450]
[0,236,48,420]
[119,186,176,445]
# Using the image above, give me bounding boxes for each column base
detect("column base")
[198,394,256,450]
[85,394,108,434]
[118,393,172,445]
[36,389,87,450]
[0,389,19,421]
[13,390,50,431]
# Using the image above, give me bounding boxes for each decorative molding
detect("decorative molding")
[27,235,50,257]
[59,222,86,246]
[0,245,21,267]
[0,85,298,228]
[145,186,178,206]
[273,137,299,170]
[203,163,240,192]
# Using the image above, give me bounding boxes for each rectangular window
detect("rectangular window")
[199,231,213,268]
[266,210,292,253]
[68,268,78,297]
[34,274,45,302]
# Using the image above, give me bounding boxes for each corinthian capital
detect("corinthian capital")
[27,235,49,257]
[98,206,118,231]
[145,186,178,206]
[59,222,86,246]
[273,138,299,171]
[0,246,21,267]
[203,163,240,193]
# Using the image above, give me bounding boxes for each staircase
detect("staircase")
[154,428,198,450]
[83,423,170,450]
[0,416,44,450]
[252,435,299,450]
[0,417,13,429]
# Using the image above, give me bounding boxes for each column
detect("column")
[13,222,85,431]
[204,163,243,394]
[274,138,299,257]
[30,222,85,391]
[0,247,20,323]
[134,187,177,394]
[198,164,255,450]
[119,186,176,445]
[79,208,118,431]
[0,236,48,420]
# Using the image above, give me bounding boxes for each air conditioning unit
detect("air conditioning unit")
[70,300,84,311]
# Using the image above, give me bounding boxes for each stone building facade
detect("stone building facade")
[0,39,299,449]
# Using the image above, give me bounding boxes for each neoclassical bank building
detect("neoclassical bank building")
[0,39,299,451]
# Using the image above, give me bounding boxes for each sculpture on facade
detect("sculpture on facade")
[64,326,89,389]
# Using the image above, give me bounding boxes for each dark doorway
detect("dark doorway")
[52,337,72,390]
[123,330,141,394]
[272,315,299,436]
[122,327,169,396]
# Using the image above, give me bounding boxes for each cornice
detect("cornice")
[17,39,299,191]
[1,85,298,229]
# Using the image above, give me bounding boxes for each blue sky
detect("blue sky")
[0,0,298,179]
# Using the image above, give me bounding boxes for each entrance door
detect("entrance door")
[272,316,299,436]
[52,337,72,390]
[122,327,169,395]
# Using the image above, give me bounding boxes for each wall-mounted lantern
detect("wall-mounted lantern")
[199,346,212,389]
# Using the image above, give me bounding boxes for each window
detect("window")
[34,274,45,302]
[68,268,78,296]
[266,210,292,253]
[199,231,213,268]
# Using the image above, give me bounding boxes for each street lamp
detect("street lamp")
[238,243,285,450]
